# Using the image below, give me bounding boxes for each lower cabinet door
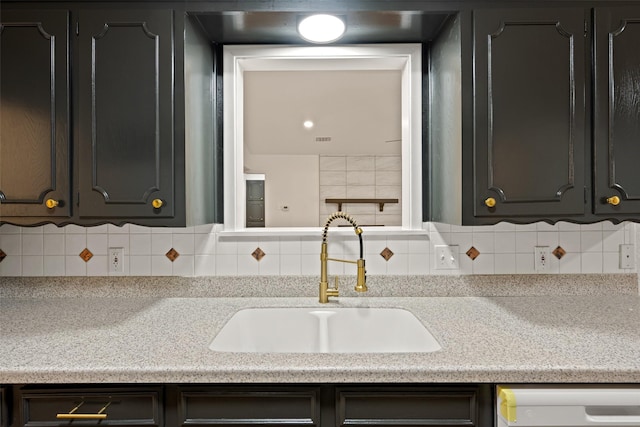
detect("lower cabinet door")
[17,386,162,426]
[0,386,6,427]
[336,386,493,427]
[175,386,321,427]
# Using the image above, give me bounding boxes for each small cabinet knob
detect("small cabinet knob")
[484,197,496,208]
[45,199,59,209]
[606,196,621,206]
[152,199,164,209]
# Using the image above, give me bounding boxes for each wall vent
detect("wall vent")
[315,136,332,142]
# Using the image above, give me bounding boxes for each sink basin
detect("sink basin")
[209,307,441,353]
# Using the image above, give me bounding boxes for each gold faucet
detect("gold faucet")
[319,212,367,303]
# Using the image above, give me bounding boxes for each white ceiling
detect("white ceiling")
[243,69,402,156]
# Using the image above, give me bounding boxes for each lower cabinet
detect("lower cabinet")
[13,385,163,426]
[6,384,493,427]
[336,386,491,427]
[1,386,7,427]
[169,385,321,427]
[169,384,493,427]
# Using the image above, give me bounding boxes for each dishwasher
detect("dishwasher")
[497,385,640,426]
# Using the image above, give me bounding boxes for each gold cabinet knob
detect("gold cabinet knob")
[606,195,621,206]
[484,197,496,208]
[45,199,59,209]
[152,198,164,209]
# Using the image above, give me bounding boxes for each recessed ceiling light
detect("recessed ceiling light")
[298,14,346,44]
[303,120,314,129]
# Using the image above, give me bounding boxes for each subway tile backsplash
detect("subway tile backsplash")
[0,221,636,277]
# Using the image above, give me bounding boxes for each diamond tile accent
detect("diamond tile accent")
[252,247,266,261]
[0,249,6,263]
[380,248,393,261]
[380,247,394,261]
[553,246,566,259]
[466,246,480,260]
[166,248,180,262]
[79,248,93,262]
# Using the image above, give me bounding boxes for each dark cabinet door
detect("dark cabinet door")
[0,386,6,427]
[473,8,587,219]
[594,7,640,216]
[0,10,71,219]
[174,386,320,427]
[246,180,265,227]
[336,386,493,427]
[16,386,162,427]
[77,9,175,219]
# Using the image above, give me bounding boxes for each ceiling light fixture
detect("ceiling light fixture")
[303,120,314,129]
[297,14,346,44]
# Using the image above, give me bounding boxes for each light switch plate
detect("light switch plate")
[434,245,459,270]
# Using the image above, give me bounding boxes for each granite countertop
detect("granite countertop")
[1,294,639,384]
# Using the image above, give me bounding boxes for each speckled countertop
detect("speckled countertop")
[1,291,639,384]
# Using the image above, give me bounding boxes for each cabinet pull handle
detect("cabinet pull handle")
[484,197,496,208]
[606,196,621,206]
[56,401,110,420]
[152,198,164,208]
[45,199,59,209]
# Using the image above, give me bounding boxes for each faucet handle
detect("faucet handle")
[355,259,368,292]
[334,276,339,290]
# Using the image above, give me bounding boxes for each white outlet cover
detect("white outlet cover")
[620,244,635,269]
[534,246,550,272]
[109,247,125,274]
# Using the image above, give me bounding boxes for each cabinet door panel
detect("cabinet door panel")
[474,9,586,218]
[78,9,174,219]
[18,387,162,426]
[177,387,320,427]
[0,10,71,219]
[594,7,640,215]
[337,387,482,426]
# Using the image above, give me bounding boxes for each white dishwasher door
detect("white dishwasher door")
[497,385,640,426]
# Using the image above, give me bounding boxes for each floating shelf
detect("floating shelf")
[325,198,399,212]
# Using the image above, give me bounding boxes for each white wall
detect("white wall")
[244,153,319,227]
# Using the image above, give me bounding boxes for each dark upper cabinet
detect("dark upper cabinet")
[0,6,217,226]
[0,10,71,220]
[77,9,175,220]
[593,7,640,217]
[473,8,587,220]
[431,6,640,225]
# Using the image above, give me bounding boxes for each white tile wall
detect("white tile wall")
[0,221,636,277]
[319,155,402,226]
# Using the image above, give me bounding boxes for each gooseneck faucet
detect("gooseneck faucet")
[319,212,367,303]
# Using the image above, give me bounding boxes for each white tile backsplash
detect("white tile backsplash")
[0,221,637,278]
[22,255,44,276]
[43,255,65,276]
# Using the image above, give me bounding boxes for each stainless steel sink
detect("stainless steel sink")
[209,307,442,353]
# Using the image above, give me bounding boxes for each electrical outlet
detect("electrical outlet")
[534,246,549,272]
[620,244,635,269]
[434,245,459,270]
[109,247,125,274]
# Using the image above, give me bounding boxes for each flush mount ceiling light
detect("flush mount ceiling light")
[297,14,346,44]
[303,120,314,129]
